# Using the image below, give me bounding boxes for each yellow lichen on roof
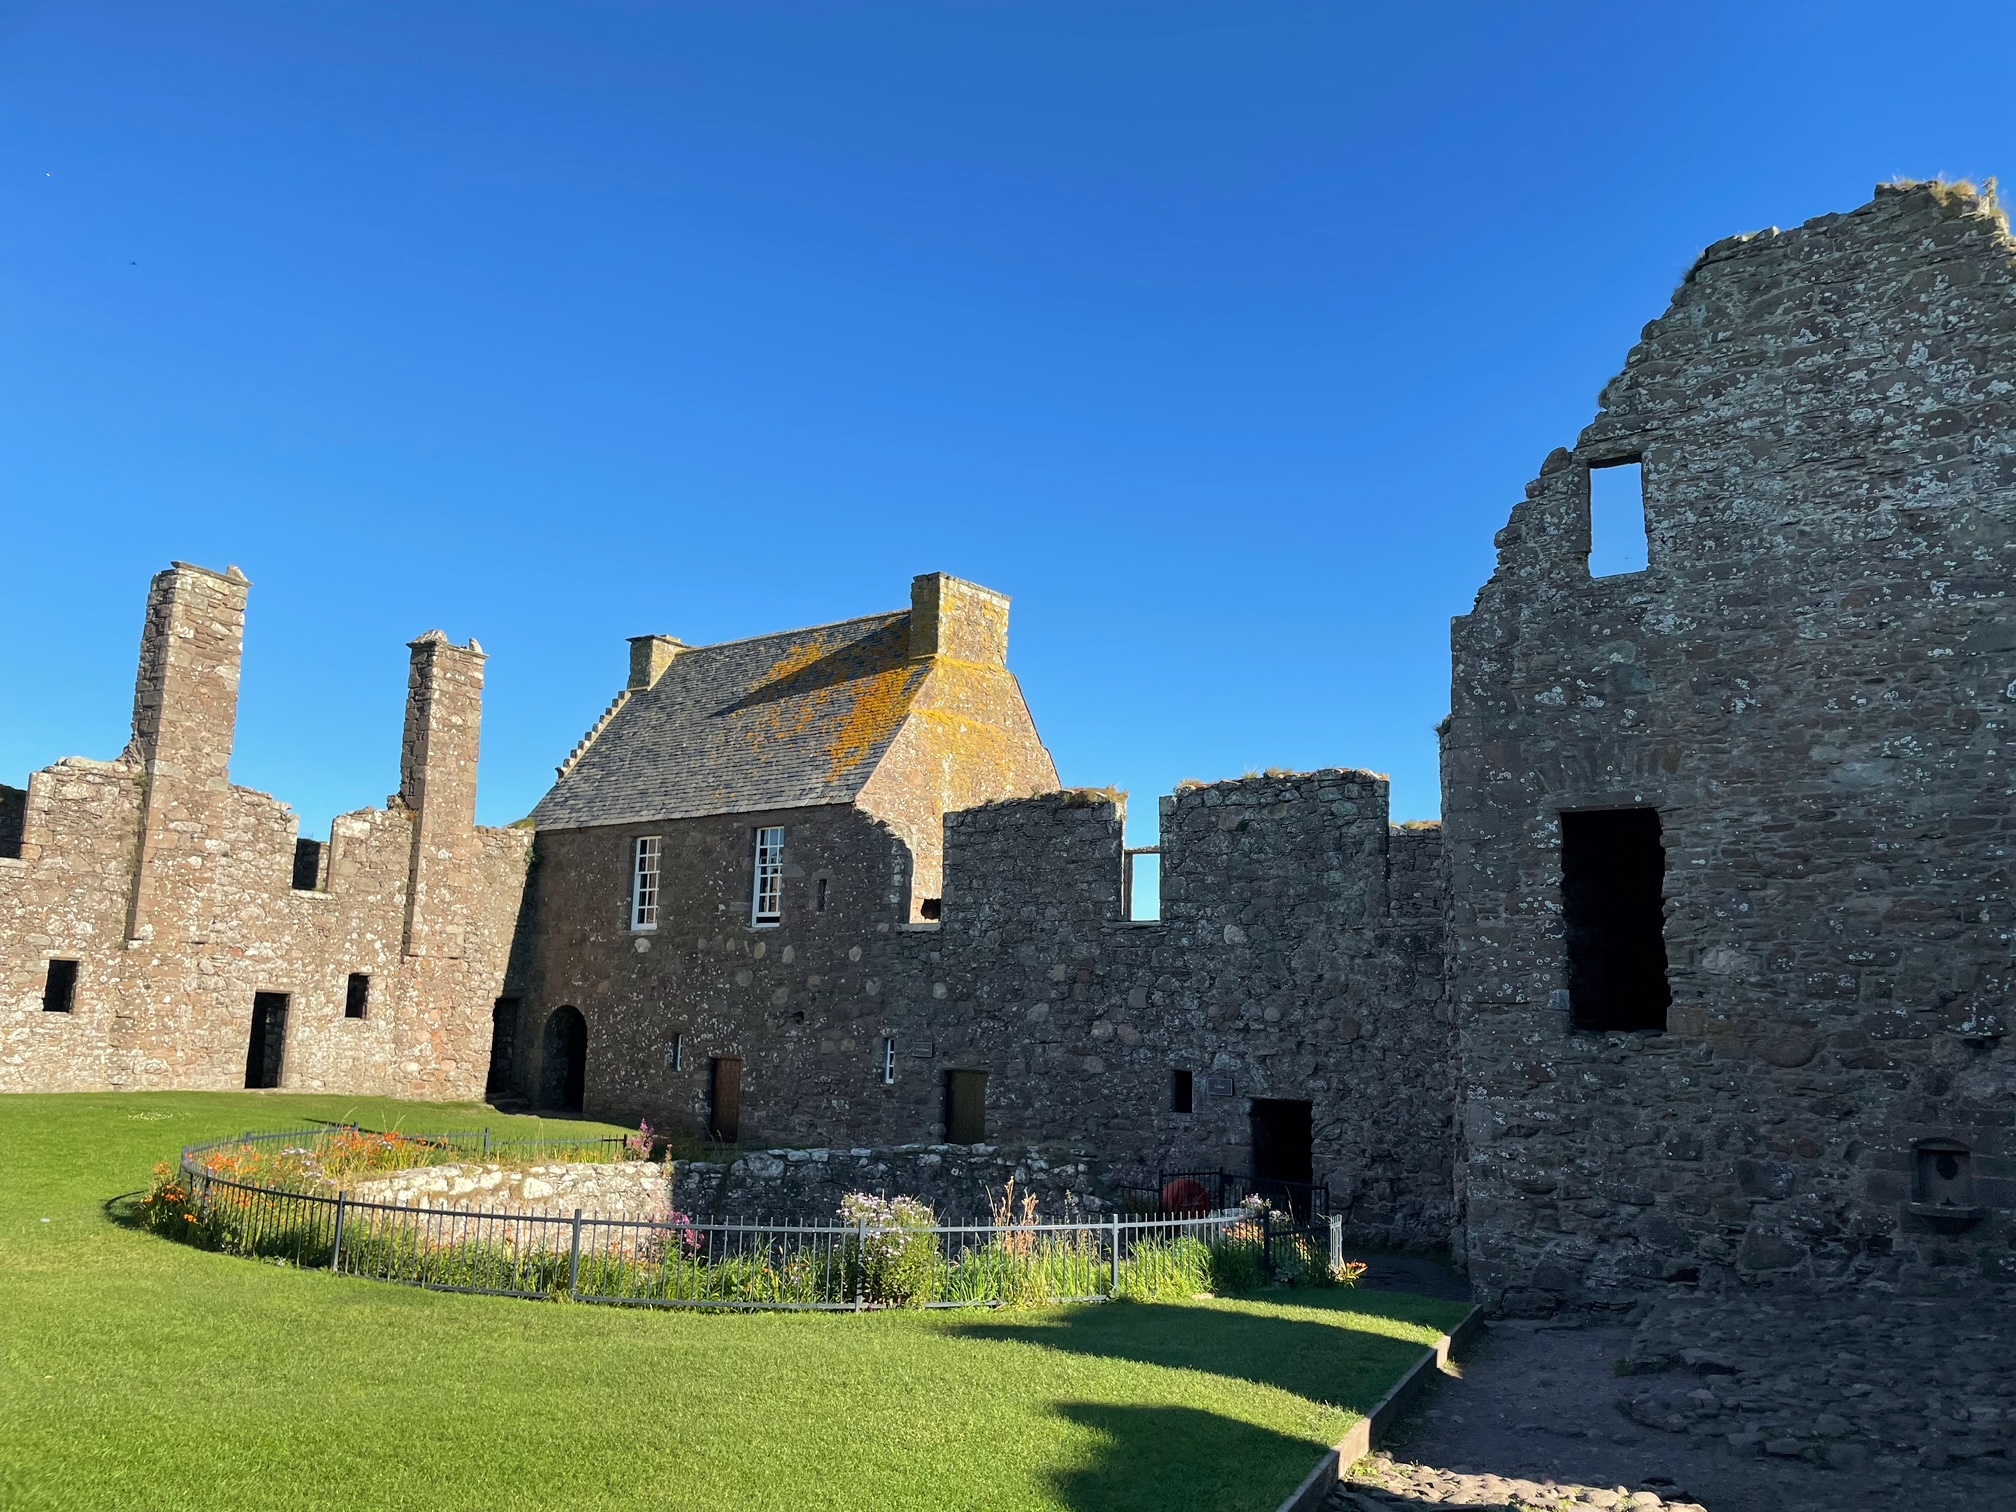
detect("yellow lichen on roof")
[828,660,925,782]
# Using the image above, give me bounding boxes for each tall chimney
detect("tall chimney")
[908,573,1011,666]
[399,630,488,958]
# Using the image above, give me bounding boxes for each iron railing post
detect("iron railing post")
[1261,1209,1273,1276]
[1109,1213,1120,1296]
[331,1192,348,1273]
[568,1209,583,1296]
[854,1220,866,1311]
[1328,1214,1342,1278]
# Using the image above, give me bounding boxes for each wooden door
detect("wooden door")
[710,1056,743,1144]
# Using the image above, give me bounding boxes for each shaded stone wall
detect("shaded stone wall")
[520,772,1452,1250]
[0,563,530,1096]
[1443,183,2016,1312]
[672,1142,1110,1222]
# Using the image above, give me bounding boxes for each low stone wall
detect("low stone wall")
[347,1161,671,1220]
[673,1142,1112,1221]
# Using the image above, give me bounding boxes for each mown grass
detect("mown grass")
[0,1092,1470,1512]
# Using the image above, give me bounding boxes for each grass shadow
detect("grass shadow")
[1047,1402,1330,1512]
[953,1293,1453,1415]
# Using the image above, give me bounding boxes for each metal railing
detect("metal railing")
[172,1129,1286,1310]
[1126,1168,1332,1220]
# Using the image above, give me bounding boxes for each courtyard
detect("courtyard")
[0,1092,1466,1512]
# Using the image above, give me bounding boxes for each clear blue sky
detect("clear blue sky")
[4,2,2012,842]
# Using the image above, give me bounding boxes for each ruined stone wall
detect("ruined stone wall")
[1443,183,2016,1312]
[672,1142,1111,1222]
[521,772,1452,1250]
[0,563,530,1097]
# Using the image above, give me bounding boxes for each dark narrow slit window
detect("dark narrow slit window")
[1171,1068,1194,1114]
[709,1055,744,1143]
[245,992,289,1088]
[292,838,324,891]
[43,959,79,1013]
[344,972,370,1019]
[487,998,519,1095]
[1588,458,1649,577]
[815,877,829,913]
[944,1069,988,1144]
[1561,808,1670,1032]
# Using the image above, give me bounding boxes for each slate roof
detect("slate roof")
[530,611,928,830]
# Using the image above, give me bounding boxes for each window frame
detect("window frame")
[751,826,786,926]
[881,1036,896,1085]
[631,835,663,932]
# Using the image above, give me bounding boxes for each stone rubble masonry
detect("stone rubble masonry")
[348,1161,671,1221]
[672,1141,1111,1222]
[0,562,530,1096]
[1442,182,2016,1312]
[516,770,1452,1251]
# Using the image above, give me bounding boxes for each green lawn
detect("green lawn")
[0,1092,1470,1511]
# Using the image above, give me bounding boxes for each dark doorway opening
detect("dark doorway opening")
[486,998,519,1096]
[944,1069,988,1144]
[539,1006,587,1111]
[1561,807,1670,1032]
[291,838,324,891]
[709,1056,744,1143]
[244,992,289,1088]
[1250,1098,1313,1216]
[1171,1068,1194,1114]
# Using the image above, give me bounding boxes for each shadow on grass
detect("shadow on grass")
[952,1296,1434,1415]
[1047,1402,1330,1512]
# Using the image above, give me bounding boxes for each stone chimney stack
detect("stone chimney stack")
[399,630,487,958]
[627,635,685,691]
[908,572,1011,666]
[124,562,252,942]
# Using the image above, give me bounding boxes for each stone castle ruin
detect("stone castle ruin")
[4,181,2012,1313]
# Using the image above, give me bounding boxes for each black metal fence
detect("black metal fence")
[171,1130,1340,1310]
[1123,1168,1332,1220]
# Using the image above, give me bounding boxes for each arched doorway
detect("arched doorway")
[539,1006,587,1112]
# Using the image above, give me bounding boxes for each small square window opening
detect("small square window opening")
[43,958,79,1014]
[631,836,662,931]
[752,827,785,925]
[344,972,370,1019]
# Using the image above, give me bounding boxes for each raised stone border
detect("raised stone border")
[1275,1306,1483,1512]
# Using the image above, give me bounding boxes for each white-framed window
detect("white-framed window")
[752,826,785,925]
[881,1037,896,1085]
[631,836,662,931]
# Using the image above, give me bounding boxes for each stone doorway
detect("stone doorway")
[244,992,289,1089]
[1249,1096,1312,1213]
[709,1056,743,1143]
[539,1006,586,1112]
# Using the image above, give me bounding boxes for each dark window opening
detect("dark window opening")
[43,958,79,1014]
[1561,807,1670,1032]
[1914,1139,1975,1209]
[1250,1097,1314,1217]
[1171,1068,1194,1114]
[0,784,26,859]
[344,972,370,1019]
[815,877,829,913]
[1588,458,1650,577]
[539,1006,587,1112]
[709,1055,744,1143]
[486,998,519,1095]
[918,897,941,921]
[244,992,289,1088]
[292,838,324,891]
[944,1068,988,1144]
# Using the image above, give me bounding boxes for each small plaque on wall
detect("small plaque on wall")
[1204,1073,1236,1099]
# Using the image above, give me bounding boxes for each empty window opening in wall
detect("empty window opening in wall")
[343,973,370,1019]
[486,999,519,1095]
[752,827,785,924]
[1588,458,1650,577]
[1171,1068,1194,1114]
[1561,808,1671,1032]
[882,1037,897,1085]
[631,836,662,930]
[816,877,829,913]
[1124,847,1162,921]
[918,897,941,921]
[709,1056,744,1143]
[1914,1140,1977,1211]
[244,992,290,1089]
[1250,1097,1314,1216]
[539,1006,587,1111]
[945,1069,988,1144]
[667,1033,685,1073]
[0,784,25,860]
[43,959,78,1014]
[292,838,323,891]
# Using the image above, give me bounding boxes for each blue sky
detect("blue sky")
[4,1,2012,844]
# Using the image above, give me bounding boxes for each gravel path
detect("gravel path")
[1326,1317,2003,1511]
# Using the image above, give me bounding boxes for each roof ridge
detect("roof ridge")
[674,609,906,656]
